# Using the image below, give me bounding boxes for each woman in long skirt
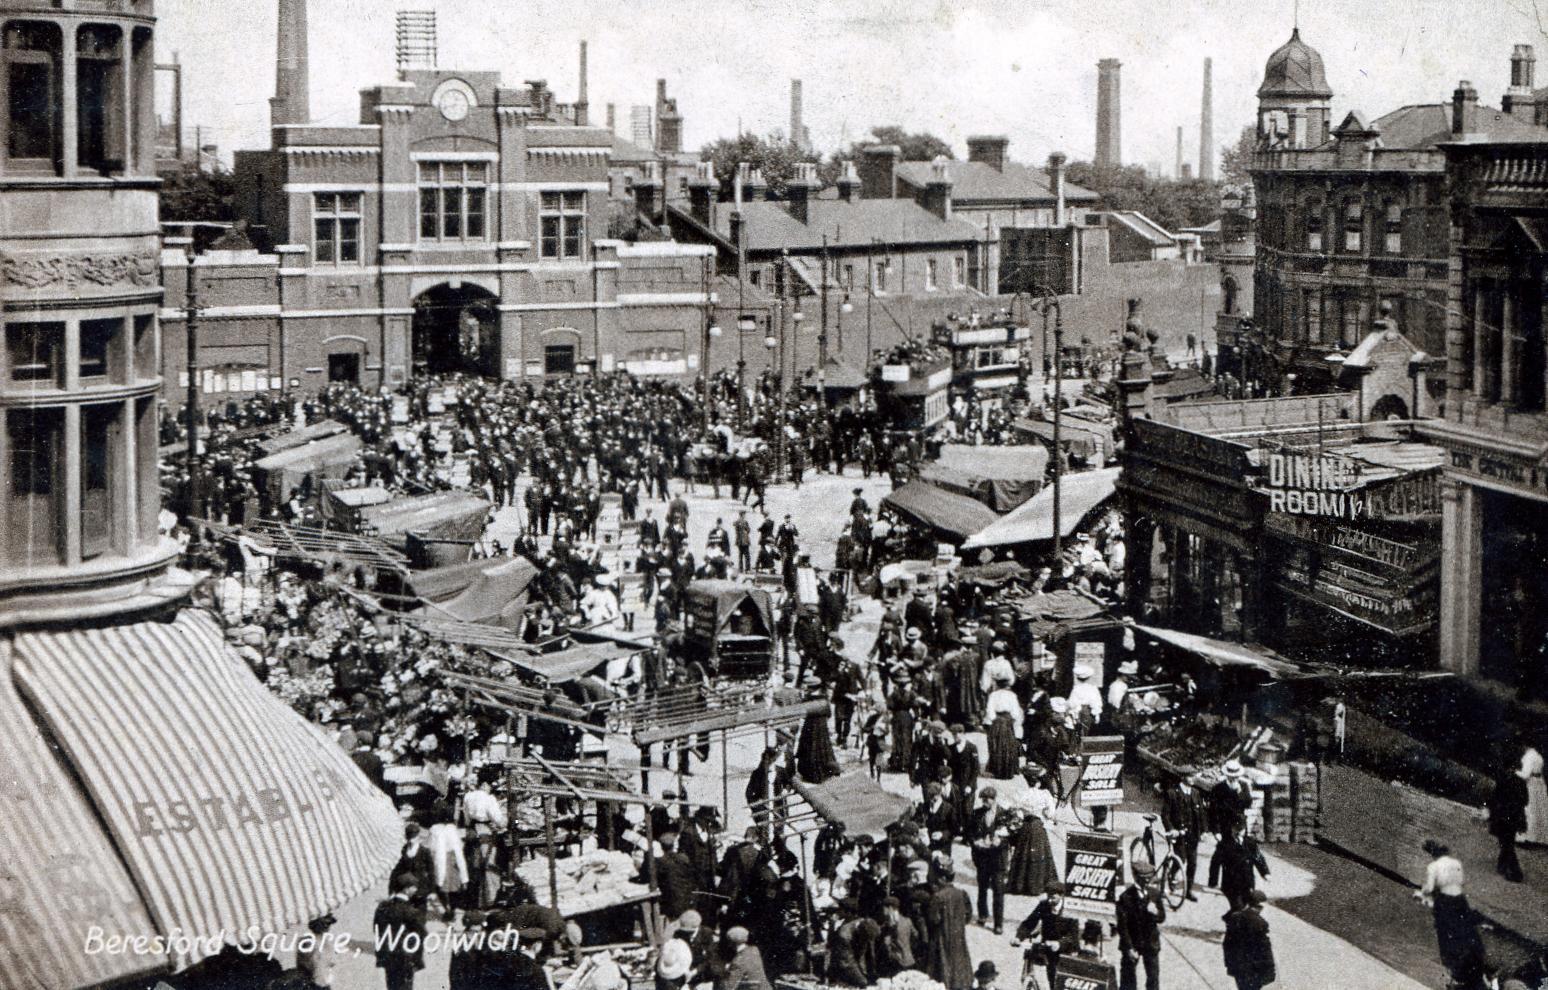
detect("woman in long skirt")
[888,681,916,773]
[1004,807,1056,896]
[797,708,841,783]
[983,678,1023,780]
[1520,739,1547,845]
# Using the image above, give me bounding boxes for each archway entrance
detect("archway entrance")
[412,283,498,377]
[1368,393,1408,421]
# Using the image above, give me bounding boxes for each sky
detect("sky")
[155,0,1548,174]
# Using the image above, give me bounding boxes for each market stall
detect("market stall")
[880,480,1000,545]
[251,431,362,504]
[355,490,492,567]
[962,467,1121,552]
[411,556,539,630]
[917,444,1048,512]
[681,580,777,679]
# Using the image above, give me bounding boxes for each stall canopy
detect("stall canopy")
[1132,623,1305,679]
[414,556,538,629]
[956,560,1032,587]
[252,432,362,499]
[684,581,775,640]
[963,467,1120,549]
[357,491,491,548]
[789,769,914,838]
[6,611,402,975]
[882,479,1000,542]
[405,555,531,603]
[1011,417,1114,459]
[255,418,349,457]
[918,444,1048,511]
[488,640,641,685]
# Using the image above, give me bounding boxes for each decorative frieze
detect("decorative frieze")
[2,251,159,291]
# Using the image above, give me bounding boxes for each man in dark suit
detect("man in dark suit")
[656,831,699,921]
[918,781,958,854]
[1208,760,1254,838]
[390,824,436,901]
[639,508,662,548]
[1116,860,1165,990]
[946,726,981,829]
[1161,773,1207,899]
[677,807,720,915]
[1222,889,1277,990]
[968,787,1009,933]
[374,875,428,990]
[1012,882,1080,990]
[1209,823,1271,912]
[717,826,763,924]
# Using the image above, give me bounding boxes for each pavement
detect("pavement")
[268,465,1432,989]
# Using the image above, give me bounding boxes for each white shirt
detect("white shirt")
[462,787,509,830]
[985,688,1024,738]
[1015,786,1058,821]
[1107,678,1130,711]
[1068,682,1104,721]
[1421,855,1465,898]
[981,656,1016,694]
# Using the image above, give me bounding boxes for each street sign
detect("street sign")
[1064,830,1123,917]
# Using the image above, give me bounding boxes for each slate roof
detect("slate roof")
[610,134,659,163]
[1104,210,1176,246]
[894,159,1099,205]
[710,199,984,251]
[1361,102,1548,149]
[1259,28,1333,99]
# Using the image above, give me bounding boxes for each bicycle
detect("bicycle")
[1127,813,1188,910]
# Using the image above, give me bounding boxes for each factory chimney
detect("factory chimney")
[606,103,616,133]
[271,0,310,128]
[1199,56,1215,180]
[575,41,588,126]
[1095,58,1122,169]
[790,79,809,151]
[1175,127,1183,178]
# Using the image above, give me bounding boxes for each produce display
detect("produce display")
[515,849,652,917]
[1137,717,1242,772]
[875,971,948,990]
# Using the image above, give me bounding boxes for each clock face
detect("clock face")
[438,89,470,122]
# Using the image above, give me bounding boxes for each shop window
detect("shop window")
[1304,196,1323,252]
[75,24,123,174]
[1342,196,1364,253]
[313,192,361,264]
[539,190,587,259]
[544,343,576,375]
[3,21,61,170]
[6,321,62,386]
[7,407,62,565]
[79,317,122,382]
[418,161,488,242]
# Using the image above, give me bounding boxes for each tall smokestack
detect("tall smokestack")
[1199,56,1214,181]
[1095,58,1121,169]
[606,103,616,133]
[271,0,310,128]
[1175,126,1183,178]
[790,79,807,151]
[575,40,588,126]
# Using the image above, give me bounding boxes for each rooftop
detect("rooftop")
[709,199,985,252]
[1361,102,1547,149]
[894,159,1098,204]
[1103,210,1177,246]
[1259,28,1333,100]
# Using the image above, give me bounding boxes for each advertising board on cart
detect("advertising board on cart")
[1077,735,1125,807]
[1053,954,1116,990]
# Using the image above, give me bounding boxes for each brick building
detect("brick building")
[163,20,721,395]
[1419,140,1548,692]
[1247,28,1546,404]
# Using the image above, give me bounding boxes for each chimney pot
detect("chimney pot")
[966,135,1009,172]
[857,145,901,199]
[1453,80,1480,136]
[1045,152,1068,226]
[836,160,861,201]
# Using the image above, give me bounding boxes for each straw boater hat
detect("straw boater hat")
[1050,697,1070,713]
[1118,660,1139,676]
[656,939,693,980]
[1223,759,1244,779]
[1073,665,1093,681]
[906,627,922,641]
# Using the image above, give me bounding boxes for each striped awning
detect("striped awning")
[0,640,165,989]
[10,610,403,971]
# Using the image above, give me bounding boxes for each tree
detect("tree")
[699,132,819,200]
[858,126,954,162]
[159,165,237,222]
[1065,161,1222,232]
[1218,124,1256,190]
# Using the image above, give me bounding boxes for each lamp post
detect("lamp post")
[737,312,756,428]
[1048,293,1065,562]
[735,204,747,429]
[184,241,201,524]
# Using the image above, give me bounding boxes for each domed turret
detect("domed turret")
[1256,28,1333,149]
[1259,28,1333,100]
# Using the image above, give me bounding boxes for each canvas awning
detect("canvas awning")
[255,419,349,457]
[1011,417,1114,458]
[919,444,1048,511]
[6,611,402,973]
[252,431,362,498]
[882,479,1000,542]
[791,769,914,839]
[357,491,491,548]
[1132,623,1305,679]
[962,467,1120,549]
[490,641,643,685]
[414,557,538,629]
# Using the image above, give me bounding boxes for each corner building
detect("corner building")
[1,0,170,617]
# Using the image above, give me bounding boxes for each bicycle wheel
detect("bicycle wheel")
[1160,855,1188,911]
[1126,832,1155,867]
[1067,783,1095,828]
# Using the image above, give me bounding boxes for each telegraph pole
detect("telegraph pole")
[701,253,712,431]
[777,250,790,481]
[818,234,830,411]
[1049,292,1065,562]
[184,241,201,523]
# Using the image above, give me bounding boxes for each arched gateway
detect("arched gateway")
[412,283,499,376]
